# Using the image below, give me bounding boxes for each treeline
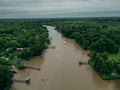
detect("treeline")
[55,18,120,79]
[0,20,50,90]
[0,20,50,60]
[56,23,120,54]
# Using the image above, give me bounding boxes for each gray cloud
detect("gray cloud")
[0,0,120,18]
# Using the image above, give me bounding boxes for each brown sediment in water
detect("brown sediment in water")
[11,26,120,90]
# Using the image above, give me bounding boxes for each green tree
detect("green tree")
[0,65,14,90]
[90,36,119,54]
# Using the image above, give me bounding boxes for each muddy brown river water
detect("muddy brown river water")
[11,26,120,90]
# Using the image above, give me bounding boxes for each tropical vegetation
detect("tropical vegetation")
[54,17,120,79]
[0,19,50,89]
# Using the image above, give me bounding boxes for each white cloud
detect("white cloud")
[0,0,120,18]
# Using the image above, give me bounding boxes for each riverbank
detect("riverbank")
[89,60,120,80]
[0,20,50,67]
[54,18,120,80]
[11,25,120,90]
[0,20,50,90]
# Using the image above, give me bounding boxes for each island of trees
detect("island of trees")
[0,19,50,90]
[53,17,120,80]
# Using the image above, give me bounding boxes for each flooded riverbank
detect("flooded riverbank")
[11,26,120,90]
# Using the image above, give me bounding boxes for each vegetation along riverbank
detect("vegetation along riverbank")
[1,17,120,90]
[0,19,50,90]
[53,17,120,80]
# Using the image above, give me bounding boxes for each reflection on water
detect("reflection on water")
[11,26,119,90]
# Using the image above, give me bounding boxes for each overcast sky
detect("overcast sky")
[0,0,120,18]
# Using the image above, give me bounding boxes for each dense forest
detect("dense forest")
[0,19,50,90]
[1,17,120,90]
[53,17,120,79]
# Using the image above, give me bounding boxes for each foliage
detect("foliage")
[0,19,50,89]
[90,36,119,54]
[0,19,50,61]
[14,59,26,69]
[55,19,120,54]
[54,17,120,79]
[0,65,14,90]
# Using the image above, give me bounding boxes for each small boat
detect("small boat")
[64,41,66,44]
[79,61,83,65]
[25,77,30,83]
[13,77,30,83]
[79,61,88,65]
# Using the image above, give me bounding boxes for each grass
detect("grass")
[109,51,120,60]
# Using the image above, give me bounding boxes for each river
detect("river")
[11,26,120,90]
